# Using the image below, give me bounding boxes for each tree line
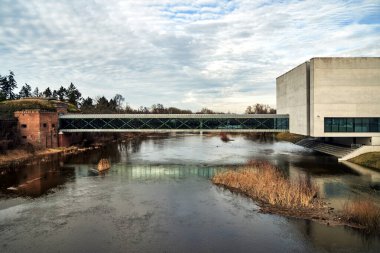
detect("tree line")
[0,71,275,114]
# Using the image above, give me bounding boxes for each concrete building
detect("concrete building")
[277,57,380,146]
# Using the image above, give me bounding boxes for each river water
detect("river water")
[0,134,379,253]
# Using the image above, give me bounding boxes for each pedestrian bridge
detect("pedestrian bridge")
[58,114,289,132]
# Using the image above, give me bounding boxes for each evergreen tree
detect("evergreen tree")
[7,71,17,99]
[43,87,52,98]
[19,83,32,98]
[81,97,94,113]
[0,71,18,100]
[0,91,5,102]
[52,89,58,99]
[81,97,93,107]
[95,96,110,113]
[57,86,67,101]
[33,87,41,97]
[66,82,82,106]
[0,75,7,101]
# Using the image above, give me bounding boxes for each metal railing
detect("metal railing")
[59,114,289,132]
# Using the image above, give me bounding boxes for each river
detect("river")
[0,134,379,252]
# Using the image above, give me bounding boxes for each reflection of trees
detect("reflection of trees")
[66,143,122,164]
[0,159,74,197]
[243,133,275,143]
[118,138,144,154]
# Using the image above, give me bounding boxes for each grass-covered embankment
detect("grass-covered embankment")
[349,152,380,170]
[275,132,305,143]
[0,98,79,118]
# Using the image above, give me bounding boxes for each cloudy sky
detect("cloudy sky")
[0,0,379,112]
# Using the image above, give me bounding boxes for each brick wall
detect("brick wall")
[14,110,59,148]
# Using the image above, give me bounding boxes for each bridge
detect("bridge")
[59,114,289,132]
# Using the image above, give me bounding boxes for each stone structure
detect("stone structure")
[277,57,380,146]
[13,99,81,148]
[14,110,59,148]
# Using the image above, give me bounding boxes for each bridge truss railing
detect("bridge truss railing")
[59,114,289,132]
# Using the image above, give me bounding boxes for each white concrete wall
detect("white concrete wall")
[310,57,380,138]
[372,137,380,145]
[276,62,309,135]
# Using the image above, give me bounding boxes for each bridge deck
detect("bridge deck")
[59,114,289,132]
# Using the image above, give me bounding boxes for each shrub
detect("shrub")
[343,199,380,232]
[212,161,321,209]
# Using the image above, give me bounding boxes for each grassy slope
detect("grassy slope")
[0,99,79,115]
[349,152,380,170]
[275,132,305,143]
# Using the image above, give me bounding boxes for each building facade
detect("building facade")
[12,99,81,148]
[14,110,59,148]
[277,57,380,146]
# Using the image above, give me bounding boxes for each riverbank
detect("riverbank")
[275,132,305,143]
[212,161,380,233]
[349,152,380,170]
[0,132,169,170]
[0,145,101,170]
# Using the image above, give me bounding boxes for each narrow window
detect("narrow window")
[354,118,362,132]
[324,118,332,132]
[346,118,354,132]
[362,118,369,132]
[21,124,27,128]
[331,119,339,132]
[43,123,47,128]
[339,118,346,132]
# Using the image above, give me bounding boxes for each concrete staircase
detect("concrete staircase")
[296,138,357,158]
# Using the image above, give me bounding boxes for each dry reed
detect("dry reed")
[220,133,231,142]
[212,161,321,209]
[97,158,111,172]
[343,199,380,232]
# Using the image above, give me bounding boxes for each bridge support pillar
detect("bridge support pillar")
[58,132,72,147]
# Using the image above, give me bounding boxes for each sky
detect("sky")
[0,0,379,113]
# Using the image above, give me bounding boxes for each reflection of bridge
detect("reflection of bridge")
[59,114,289,132]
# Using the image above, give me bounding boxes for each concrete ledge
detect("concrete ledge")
[339,145,380,161]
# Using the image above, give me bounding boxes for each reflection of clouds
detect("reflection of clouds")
[1,0,379,112]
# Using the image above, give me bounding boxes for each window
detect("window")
[43,123,47,128]
[22,136,27,139]
[21,124,27,128]
[346,118,354,132]
[325,118,380,132]
[52,124,56,128]
[324,118,332,132]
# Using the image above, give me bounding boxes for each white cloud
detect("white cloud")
[0,0,379,112]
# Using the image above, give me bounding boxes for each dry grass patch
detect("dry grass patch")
[212,161,322,209]
[343,199,380,232]
[275,132,305,143]
[349,152,380,170]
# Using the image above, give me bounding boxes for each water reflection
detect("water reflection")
[0,135,379,253]
[0,160,74,198]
